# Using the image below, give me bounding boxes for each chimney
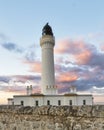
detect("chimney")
[27,86,29,95]
[26,85,33,95]
[70,86,77,93]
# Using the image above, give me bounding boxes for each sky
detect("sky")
[0,0,104,104]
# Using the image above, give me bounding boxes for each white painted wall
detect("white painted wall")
[64,96,77,106]
[8,98,14,105]
[40,35,57,95]
[77,95,93,105]
[43,95,64,106]
[13,94,93,106]
[31,96,44,106]
[13,96,32,106]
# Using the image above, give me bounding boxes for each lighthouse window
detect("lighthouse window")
[35,100,39,106]
[83,100,86,105]
[47,100,50,105]
[58,100,61,106]
[69,100,72,106]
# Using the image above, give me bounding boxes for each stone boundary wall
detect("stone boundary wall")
[0,105,104,130]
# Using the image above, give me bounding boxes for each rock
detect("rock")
[0,105,104,130]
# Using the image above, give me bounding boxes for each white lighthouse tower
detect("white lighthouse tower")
[40,23,57,95]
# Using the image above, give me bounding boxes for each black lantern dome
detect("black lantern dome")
[42,23,53,36]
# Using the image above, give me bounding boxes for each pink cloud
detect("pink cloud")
[74,49,91,65]
[55,38,86,54]
[57,72,78,82]
[55,38,94,65]
[23,60,41,73]
[55,39,71,54]
[100,45,104,51]
[33,87,41,94]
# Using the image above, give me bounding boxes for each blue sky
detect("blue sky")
[0,0,104,104]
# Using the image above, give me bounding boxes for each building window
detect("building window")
[35,100,39,106]
[47,100,50,105]
[12,102,14,105]
[69,100,72,106]
[58,100,61,106]
[83,100,86,105]
[21,101,24,106]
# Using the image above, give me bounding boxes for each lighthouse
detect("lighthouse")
[40,23,57,95]
[11,23,93,107]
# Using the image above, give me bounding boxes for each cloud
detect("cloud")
[55,38,104,67]
[0,75,41,93]
[0,33,8,41]
[0,34,104,97]
[100,45,104,51]
[57,72,78,83]
[21,44,41,73]
[0,33,38,58]
[54,38,104,94]
[0,76,10,83]
[87,32,103,39]
[23,44,40,62]
[0,34,40,73]
[1,42,23,53]
[2,42,16,50]
[55,39,71,54]
[23,60,41,73]
[0,34,41,76]
[88,53,104,69]
[24,50,35,62]
[55,38,97,65]
[0,33,23,53]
